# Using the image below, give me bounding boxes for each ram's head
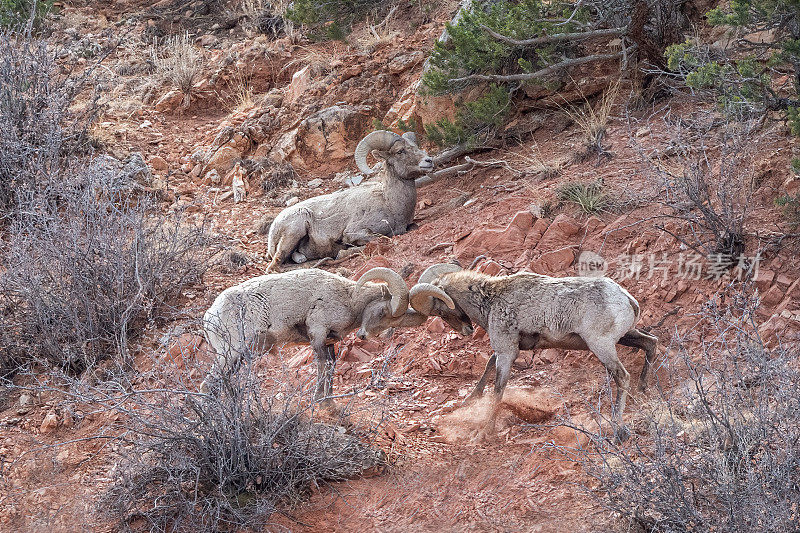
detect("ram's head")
[355,130,433,180]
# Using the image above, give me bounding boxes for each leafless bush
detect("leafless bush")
[639,112,754,260]
[0,25,102,217]
[240,157,296,193]
[561,290,800,532]
[0,173,216,376]
[98,335,385,532]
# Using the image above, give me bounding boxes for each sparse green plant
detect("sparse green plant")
[0,0,52,28]
[286,0,383,40]
[664,39,769,119]
[775,193,800,228]
[396,118,416,133]
[425,84,510,147]
[557,180,608,214]
[420,0,631,148]
[152,32,203,97]
[372,117,386,131]
[666,0,800,130]
[422,0,592,95]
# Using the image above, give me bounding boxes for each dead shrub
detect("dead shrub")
[561,291,800,532]
[0,25,102,218]
[638,112,754,261]
[101,339,385,532]
[0,173,216,376]
[152,32,203,97]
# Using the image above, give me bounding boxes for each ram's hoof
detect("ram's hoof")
[291,251,307,264]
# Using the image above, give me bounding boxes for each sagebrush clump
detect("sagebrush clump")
[0,178,216,375]
[104,356,384,532]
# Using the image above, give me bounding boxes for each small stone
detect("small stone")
[205,168,221,186]
[205,146,241,176]
[538,349,559,364]
[149,155,168,172]
[56,448,71,465]
[40,411,59,434]
[307,178,323,189]
[154,89,184,113]
[18,393,32,407]
[388,51,424,75]
[285,196,299,206]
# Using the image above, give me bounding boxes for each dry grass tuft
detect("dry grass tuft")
[559,80,620,156]
[152,32,203,97]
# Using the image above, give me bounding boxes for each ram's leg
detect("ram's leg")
[310,331,339,409]
[470,350,516,444]
[469,329,519,443]
[266,229,306,273]
[620,329,659,392]
[463,354,496,405]
[199,323,244,395]
[586,337,631,440]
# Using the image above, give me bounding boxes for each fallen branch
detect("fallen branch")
[480,25,623,48]
[448,51,626,85]
[431,144,479,167]
[416,161,473,187]
[416,156,505,188]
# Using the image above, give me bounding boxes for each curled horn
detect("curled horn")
[401,131,418,146]
[356,267,409,317]
[418,263,462,285]
[354,130,401,175]
[409,283,455,315]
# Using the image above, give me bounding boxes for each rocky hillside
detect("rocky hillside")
[1,0,799,531]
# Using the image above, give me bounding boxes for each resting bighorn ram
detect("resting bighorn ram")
[265,130,433,272]
[200,267,425,408]
[408,264,658,441]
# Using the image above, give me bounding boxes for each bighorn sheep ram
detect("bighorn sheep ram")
[265,130,433,272]
[408,264,658,441]
[200,267,425,408]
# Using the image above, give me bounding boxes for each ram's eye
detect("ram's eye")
[397,149,406,154]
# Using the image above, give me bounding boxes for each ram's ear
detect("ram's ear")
[371,148,390,161]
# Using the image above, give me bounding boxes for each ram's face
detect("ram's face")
[380,138,433,179]
[431,297,474,337]
[356,299,393,340]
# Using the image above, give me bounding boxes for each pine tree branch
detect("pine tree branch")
[447,51,626,85]
[480,25,624,47]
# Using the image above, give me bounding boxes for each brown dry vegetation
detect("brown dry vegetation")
[0,0,799,532]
